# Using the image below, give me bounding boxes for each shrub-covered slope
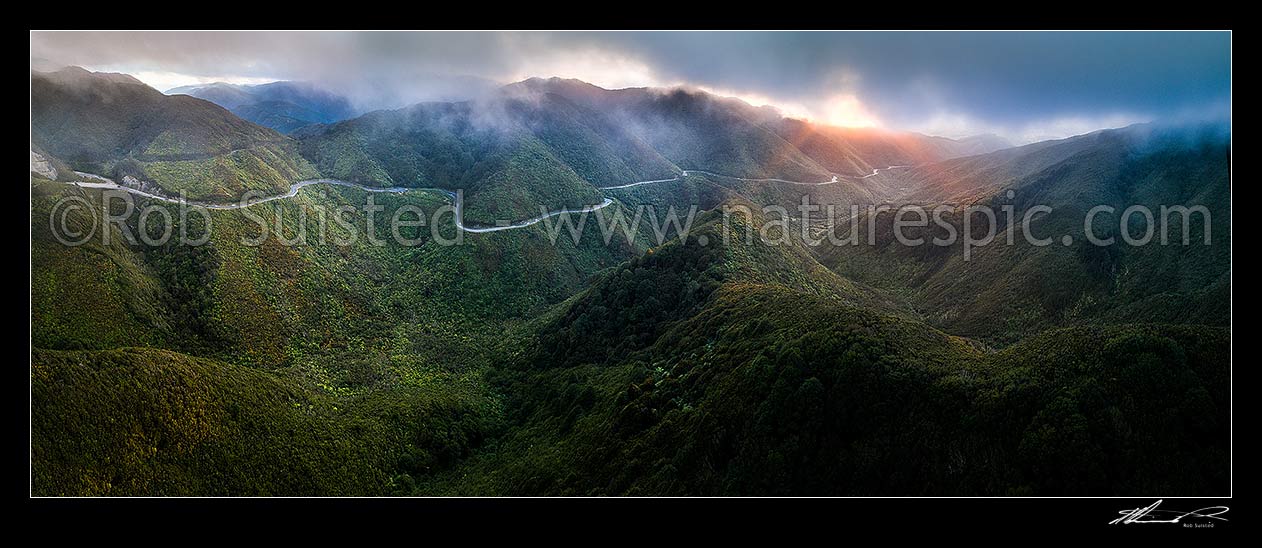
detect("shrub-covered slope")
[427,207,1228,495]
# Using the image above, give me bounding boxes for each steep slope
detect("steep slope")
[30,144,75,182]
[33,347,495,495]
[509,78,835,182]
[31,174,654,368]
[298,76,1012,223]
[770,119,1013,177]
[31,178,172,350]
[515,77,1012,177]
[31,171,658,495]
[424,204,1228,496]
[528,202,915,369]
[297,92,671,223]
[817,122,1231,344]
[32,67,318,201]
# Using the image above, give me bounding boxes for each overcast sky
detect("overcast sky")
[30,31,1231,143]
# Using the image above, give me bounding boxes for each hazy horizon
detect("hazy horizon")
[30,31,1230,144]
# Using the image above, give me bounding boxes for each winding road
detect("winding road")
[855,165,909,179]
[595,169,838,189]
[70,173,417,210]
[595,176,684,190]
[673,170,840,186]
[56,164,911,234]
[597,165,909,191]
[453,195,615,234]
[63,173,614,233]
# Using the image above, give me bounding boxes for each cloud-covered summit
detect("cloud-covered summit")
[31,31,1230,143]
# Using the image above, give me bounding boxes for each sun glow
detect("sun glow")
[686,85,883,129]
[491,45,886,131]
[816,94,882,128]
[684,85,883,129]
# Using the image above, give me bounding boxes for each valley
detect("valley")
[29,64,1231,497]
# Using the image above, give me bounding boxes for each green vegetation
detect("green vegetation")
[297,94,670,223]
[174,81,358,133]
[818,124,1231,345]
[31,68,318,201]
[30,177,656,495]
[450,138,608,225]
[421,210,1227,495]
[31,179,171,350]
[139,142,318,201]
[33,347,495,496]
[29,71,1230,496]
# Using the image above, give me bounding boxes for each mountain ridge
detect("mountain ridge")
[168,80,358,133]
[31,67,318,201]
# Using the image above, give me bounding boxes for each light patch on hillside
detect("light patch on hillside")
[30,150,57,179]
[913,110,1150,144]
[84,67,278,94]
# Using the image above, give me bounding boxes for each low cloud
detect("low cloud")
[31,31,1230,141]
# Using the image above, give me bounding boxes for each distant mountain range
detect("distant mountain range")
[167,81,358,133]
[509,77,1013,173]
[35,68,1016,210]
[297,76,1014,222]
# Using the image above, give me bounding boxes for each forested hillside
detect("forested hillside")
[30,68,1230,496]
[32,68,318,201]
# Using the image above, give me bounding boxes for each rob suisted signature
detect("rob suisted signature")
[1110,500,1229,525]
